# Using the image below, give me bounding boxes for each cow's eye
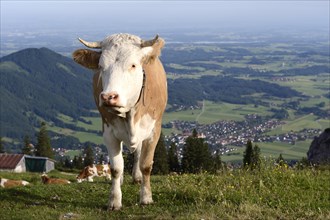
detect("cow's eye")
[132,64,136,68]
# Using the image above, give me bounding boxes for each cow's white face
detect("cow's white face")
[98,35,152,114]
[73,33,164,116]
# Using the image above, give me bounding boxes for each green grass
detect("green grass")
[1,168,329,219]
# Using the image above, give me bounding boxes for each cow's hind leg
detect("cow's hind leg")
[104,127,123,211]
[132,143,142,184]
[139,127,161,205]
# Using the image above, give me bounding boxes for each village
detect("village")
[164,114,322,158]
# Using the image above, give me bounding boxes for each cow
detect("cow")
[72,33,167,211]
[0,178,29,188]
[41,174,71,185]
[76,164,111,183]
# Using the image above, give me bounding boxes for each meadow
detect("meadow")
[1,164,329,219]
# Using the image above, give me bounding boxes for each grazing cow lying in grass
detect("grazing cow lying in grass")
[0,178,30,188]
[41,174,71,185]
[76,164,111,183]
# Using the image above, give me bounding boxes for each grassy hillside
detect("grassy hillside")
[1,166,329,219]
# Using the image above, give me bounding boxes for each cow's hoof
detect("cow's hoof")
[108,200,122,211]
[107,204,122,211]
[132,178,142,184]
[140,198,153,206]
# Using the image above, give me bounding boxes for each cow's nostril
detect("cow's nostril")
[101,94,109,101]
[109,94,118,100]
[101,92,119,106]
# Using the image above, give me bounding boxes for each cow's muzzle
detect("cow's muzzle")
[101,92,119,107]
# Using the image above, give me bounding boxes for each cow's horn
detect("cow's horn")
[78,38,102,49]
[141,35,159,48]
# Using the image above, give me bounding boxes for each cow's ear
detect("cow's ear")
[72,49,101,69]
[141,37,165,64]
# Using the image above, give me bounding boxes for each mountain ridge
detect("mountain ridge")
[0,47,96,139]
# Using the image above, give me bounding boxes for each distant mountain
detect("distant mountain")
[0,48,95,139]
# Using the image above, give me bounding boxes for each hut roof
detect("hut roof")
[0,154,24,169]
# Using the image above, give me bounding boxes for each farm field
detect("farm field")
[221,140,311,163]
[0,168,329,219]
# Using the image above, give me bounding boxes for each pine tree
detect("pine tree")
[64,157,72,168]
[98,154,105,164]
[0,137,4,153]
[182,129,212,173]
[243,139,253,168]
[153,132,169,175]
[72,156,78,168]
[124,153,134,174]
[212,150,223,173]
[167,142,180,173]
[192,128,198,138]
[276,153,286,167]
[77,156,84,169]
[35,122,54,158]
[84,145,94,167]
[22,135,33,155]
[251,144,261,170]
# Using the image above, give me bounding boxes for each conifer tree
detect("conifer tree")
[243,139,253,168]
[212,150,223,173]
[276,153,286,167]
[182,129,212,173]
[153,132,169,175]
[72,156,78,168]
[168,142,180,173]
[98,154,105,164]
[77,155,84,169]
[84,145,94,167]
[64,157,72,168]
[22,135,33,155]
[251,144,261,170]
[35,122,54,158]
[0,137,4,153]
[124,153,134,174]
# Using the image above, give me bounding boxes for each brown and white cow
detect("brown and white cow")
[0,178,30,188]
[41,174,71,185]
[72,33,167,210]
[76,164,111,183]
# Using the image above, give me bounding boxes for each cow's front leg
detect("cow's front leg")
[104,128,123,211]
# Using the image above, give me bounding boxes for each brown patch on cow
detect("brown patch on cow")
[111,168,120,179]
[142,165,153,176]
[72,49,101,69]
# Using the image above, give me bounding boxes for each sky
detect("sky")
[1,0,329,35]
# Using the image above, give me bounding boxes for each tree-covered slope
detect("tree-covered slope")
[167,75,302,107]
[0,48,95,138]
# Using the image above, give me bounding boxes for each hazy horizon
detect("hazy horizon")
[1,1,329,34]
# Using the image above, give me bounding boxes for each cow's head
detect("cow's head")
[72,33,165,115]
